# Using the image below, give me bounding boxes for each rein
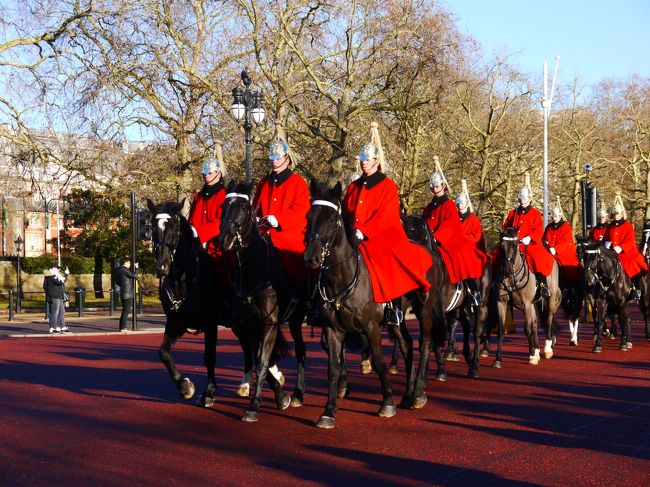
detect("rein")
[308,201,361,310]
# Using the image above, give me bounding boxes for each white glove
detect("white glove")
[521,236,531,245]
[202,242,207,249]
[266,215,279,228]
[190,225,198,238]
[549,247,556,256]
[614,245,622,254]
[355,229,364,241]
[64,266,70,275]
[604,241,612,249]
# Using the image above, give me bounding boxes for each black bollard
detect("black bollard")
[109,288,115,316]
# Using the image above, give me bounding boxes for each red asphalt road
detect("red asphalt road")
[0,318,649,486]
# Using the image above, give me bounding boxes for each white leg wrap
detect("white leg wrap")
[269,364,283,382]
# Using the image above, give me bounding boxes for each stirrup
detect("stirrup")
[383,306,403,327]
[539,284,551,298]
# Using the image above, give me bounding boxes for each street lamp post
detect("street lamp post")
[230,70,265,184]
[541,56,560,227]
[15,236,23,313]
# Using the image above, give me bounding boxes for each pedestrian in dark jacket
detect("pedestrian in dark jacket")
[43,265,70,333]
[115,258,138,331]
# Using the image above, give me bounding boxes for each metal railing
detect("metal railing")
[0,288,150,322]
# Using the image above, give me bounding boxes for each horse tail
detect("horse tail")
[272,326,292,361]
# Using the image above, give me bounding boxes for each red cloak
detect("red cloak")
[503,205,555,276]
[543,220,582,281]
[344,174,432,303]
[603,219,649,278]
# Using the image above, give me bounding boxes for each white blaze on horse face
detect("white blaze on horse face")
[155,213,172,231]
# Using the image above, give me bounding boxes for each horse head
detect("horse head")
[218,181,255,251]
[580,241,617,288]
[402,215,433,251]
[304,179,343,269]
[147,199,186,278]
[500,227,520,276]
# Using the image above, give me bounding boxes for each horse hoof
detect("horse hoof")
[277,395,291,410]
[492,360,502,369]
[468,368,480,379]
[360,359,372,375]
[197,393,215,408]
[337,387,348,399]
[619,343,628,351]
[241,410,259,422]
[398,396,413,409]
[290,396,303,408]
[446,353,459,362]
[569,340,578,346]
[388,364,399,375]
[412,395,427,409]
[236,384,250,398]
[528,356,539,365]
[316,416,336,429]
[543,350,553,360]
[179,378,195,400]
[378,404,397,418]
[435,372,447,382]
[592,346,602,353]
[627,342,633,349]
[480,349,489,358]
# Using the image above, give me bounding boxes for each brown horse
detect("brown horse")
[493,227,562,366]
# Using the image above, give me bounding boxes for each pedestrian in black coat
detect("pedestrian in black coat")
[43,265,70,333]
[115,258,139,331]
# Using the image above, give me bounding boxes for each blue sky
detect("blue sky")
[442,0,650,87]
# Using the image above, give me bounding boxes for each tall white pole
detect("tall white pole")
[541,57,559,227]
[56,198,61,267]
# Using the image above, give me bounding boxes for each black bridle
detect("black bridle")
[306,200,361,310]
[153,211,200,312]
[582,246,620,294]
[499,234,532,293]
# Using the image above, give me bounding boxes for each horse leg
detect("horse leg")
[389,321,414,408]
[196,325,218,407]
[388,341,401,375]
[159,331,195,400]
[493,300,507,368]
[543,302,555,360]
[412,310,432,409]
[242,325,289,422]
[316,327,345,429]
[288,307,307,408]
[359,333,372,375]
[468,304,486,378]
[446,316,460,361]
[233,324,253,397]
[366,323,396,418]
[618,305,632,351]
[524,303,540,365]
[592,299,606,353]
[460,311,471,366]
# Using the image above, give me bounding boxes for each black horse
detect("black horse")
[402,214,492,379]
[304,180,445,427]
[493,227,562,366]
[580,241,633,352]
[147,199,224,407]
[217,182,307,422]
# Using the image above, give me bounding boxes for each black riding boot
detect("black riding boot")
[536,273,551,298]
[464,278,481,307]
[383,299,403,327]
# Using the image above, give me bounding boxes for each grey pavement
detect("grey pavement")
[0,308,166,338]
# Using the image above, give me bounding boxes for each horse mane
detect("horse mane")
[503,226,518,239]
[226,180,253,197]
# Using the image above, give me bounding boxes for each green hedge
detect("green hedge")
[1,251,155,275]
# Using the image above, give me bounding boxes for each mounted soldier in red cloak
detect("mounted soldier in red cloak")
[422,161,487,306]
[589,203,609,242]
[456,179,488,255]
[343,122,432,326]
[603,193,648,301]
[253,122,311,290]
[543,196,582,282]
[502,174,555,298]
